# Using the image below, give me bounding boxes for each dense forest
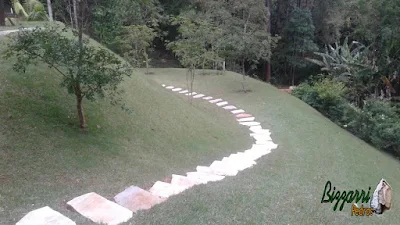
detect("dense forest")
[2,0,400,155]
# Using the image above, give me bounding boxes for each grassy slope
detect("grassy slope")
[133,68,400,225]
[0,37,251,224]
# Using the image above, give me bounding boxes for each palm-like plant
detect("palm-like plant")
[11,0,48,21]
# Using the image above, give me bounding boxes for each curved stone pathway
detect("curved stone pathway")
[16,84,279,225]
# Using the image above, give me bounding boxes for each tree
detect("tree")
[116,25,157,74]
[5,24,133,130]
[278,7,317,85]
[47,0,53,21]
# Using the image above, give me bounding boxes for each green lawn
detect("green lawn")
[132,68,400,225]
[0,21,46,31]
[0,37,251,224]
[1,30,400,225]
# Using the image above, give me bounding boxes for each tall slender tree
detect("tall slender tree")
[0,0,5,26]
[47,0,53,21]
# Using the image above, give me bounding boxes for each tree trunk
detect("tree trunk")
[72,0,78,29]
[265,0,272,82]
[0,0,5,26]
[76,93,87,129]
[47,0,53,21]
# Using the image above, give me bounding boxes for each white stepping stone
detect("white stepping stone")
[209,160,239,176]
[166,86,174,89]
[223,105,237,110]
[162,84,166,87]
[185,92,197,96]
[67,192,132,225]
[149,181,186,198]
[230,153,258,165]
[251,134,273,143]
[179,90,189,94]
[186,172,225,183]
[243,149,271,160]
[209,98,223,103]
[250,129,271,136]
[216,101,228,106]
[249,125,263,132]
[114,186,165,213]
[193,94,205,99]
[237,117,255,122]
[203,96,213,100]
[172,88,182,92]
[221,157,255,171]
[16,206,76,225]
[231,109,245,114]
[196,166,214,174]
[239,121,261,126]
[171,174,201,187]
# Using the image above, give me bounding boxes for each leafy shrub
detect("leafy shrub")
[292,77,348,122]
[344,99,400,155]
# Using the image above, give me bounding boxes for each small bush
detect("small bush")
[292,77,347,122]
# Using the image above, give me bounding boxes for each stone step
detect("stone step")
[172,88,182,92]
[231,152,259,164]
[114,186,166,213]
[209,160,239,176]
[16,206,76,225]
[251,134,272,143]
[149,181,186,198]
[186,172,225,183]
[203,96,213,100]
[196,166,214,174]
[223,105,237,110]
[162,84,166,87]
[239,121,261,127]
[237,117,255,122]
[236,113,253,118]
[231,109,245,114]
[209,98,223,103]
[171,174,201,187]
[216,101,228,106]
[249,125,263,132]
[250,129,271,136]
[179,90,189,94]
[221,156,255,171]
[166,86,174,89]
[67,192,133,225]
[193,94,205,99]
[186,92,197,96]
[227,153,257,165]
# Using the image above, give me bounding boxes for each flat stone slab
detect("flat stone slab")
[179,90,189,94]
[231,109,245,114]
[236,113,253,118]
[186,172,225,183]
[16,206,76,225]
[114,186,165,213]
[196,166,214,174]
[250,129,271,136]
[193,94,205,99]
[221,156,255,171]
[149,181,186,198]
[185,92,197,96]
[223,105,237,110]
[209,161,239,176]
[203,96,213,100]
[166,86,174,89]
[209,99,223,103]
[171,174,200,187]
[237,117,255,122]
[251,134,272,142]
[172,88,182,92]
[67,192,132,225]
[239,122,261,126]
[216,101,228,106]
[162,84,166,87]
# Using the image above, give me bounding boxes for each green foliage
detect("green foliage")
[293,77,348,122]
[344,99,400,154]
[5,25,134,126]
[116,25,157,68]
[23,0,48,21]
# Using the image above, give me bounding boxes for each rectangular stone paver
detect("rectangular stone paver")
[67,192,133,225]
[17,206,76,225]
[203,96,213,100]
[223,105,237,110]
[209,160,239,176]
[193,94,205,99]
[221,157,255,171]
[171,174,200,187]
[239,121,261,126]
[209,98,223,103]
[179,90,189,94]
[186,172,225,183]
[149,181,186,198]
[216,101,228,106]
[114,186,166,213]
[231,109,245,114]
[237,117,255,122]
